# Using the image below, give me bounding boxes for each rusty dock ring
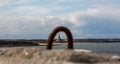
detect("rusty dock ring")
[47,26,73,49]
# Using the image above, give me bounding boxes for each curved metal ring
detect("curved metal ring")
[46,26,73,49]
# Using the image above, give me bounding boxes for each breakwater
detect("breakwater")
[0,48,120,64]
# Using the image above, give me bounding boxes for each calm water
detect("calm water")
[1,43,120,55]
[34,43,120,55]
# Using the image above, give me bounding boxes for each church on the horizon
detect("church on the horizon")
[55,34,65,43]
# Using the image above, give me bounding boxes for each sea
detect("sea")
[1,43,120,55]
[34,43,120,55]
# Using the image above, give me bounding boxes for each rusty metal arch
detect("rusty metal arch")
[47,26,73,49]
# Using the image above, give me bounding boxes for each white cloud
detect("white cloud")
[0,15,85,39]
[0,5,50,16]
[0,0,120,39]
[1,8,120,39]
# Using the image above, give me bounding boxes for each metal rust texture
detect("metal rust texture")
[47,26,73,49]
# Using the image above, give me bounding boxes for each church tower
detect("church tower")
[58,34,61,42]
[56,34,62,42]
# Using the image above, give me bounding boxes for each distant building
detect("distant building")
[56,34,64,43]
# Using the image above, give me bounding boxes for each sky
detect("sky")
[0,0,120,39]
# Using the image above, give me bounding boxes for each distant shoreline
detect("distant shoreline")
[0,39,120,47]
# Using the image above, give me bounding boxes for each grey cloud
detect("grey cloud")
[71,9,120,38]
[0,8,120,39]
[0,16,80,39]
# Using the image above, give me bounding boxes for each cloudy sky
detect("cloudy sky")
[0,0,120,39]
